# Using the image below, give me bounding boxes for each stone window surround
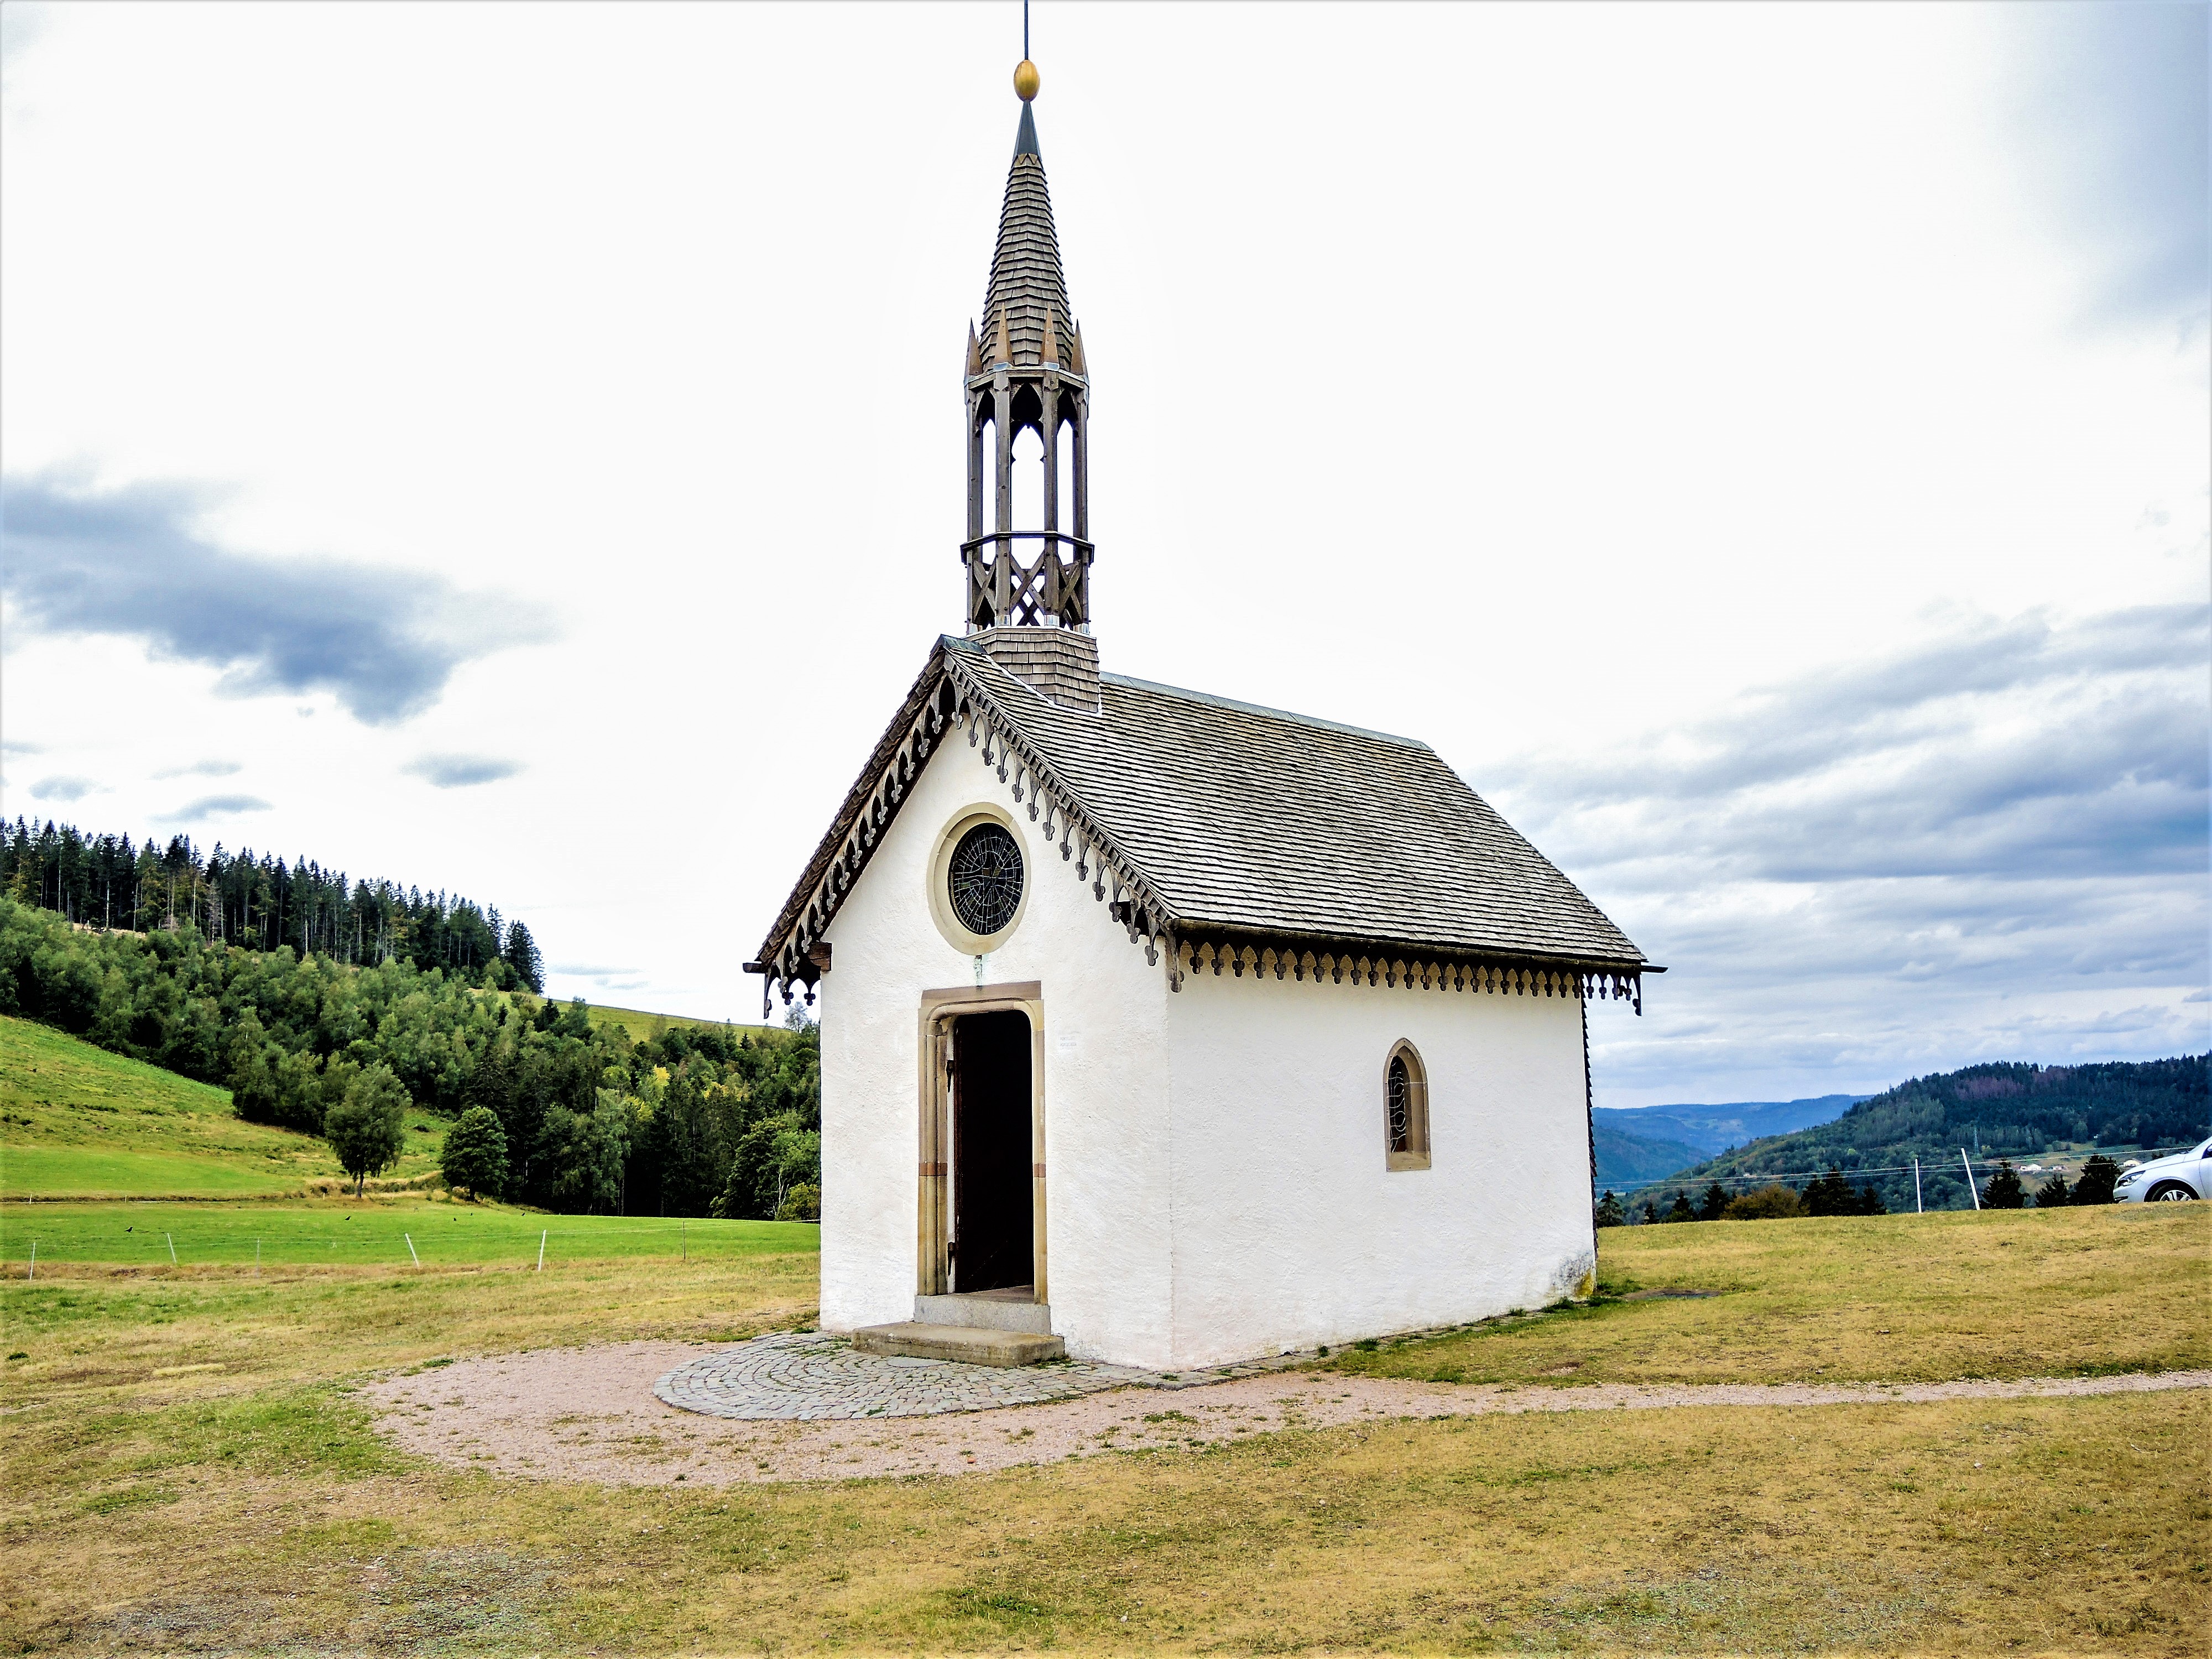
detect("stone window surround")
[1385,1039,1432,1172]
[926,801,1032,957]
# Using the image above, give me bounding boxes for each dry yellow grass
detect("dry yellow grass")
[7,1386,2202,1653]
[1331,1203,2210,1386]
[3,1206,2205,1653]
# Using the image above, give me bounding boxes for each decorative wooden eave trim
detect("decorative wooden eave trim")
[748,645,963,1013]
[1172,926,1657,1015]
[748,644,1188,1013]
[750,644,1660,1015]
[938,651,1186,990]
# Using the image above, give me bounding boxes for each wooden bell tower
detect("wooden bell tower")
[961,68,1099,708]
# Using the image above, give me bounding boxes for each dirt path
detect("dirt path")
[364,1344,2212,1486]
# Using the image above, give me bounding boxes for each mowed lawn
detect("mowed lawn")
[0,1015,445,1198]
[0,1198,820,1271]
[2,1203,2204,1654]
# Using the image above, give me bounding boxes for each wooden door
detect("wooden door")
[950,1008,1034,1292]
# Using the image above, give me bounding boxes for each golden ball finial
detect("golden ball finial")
[1014,58,1040,102]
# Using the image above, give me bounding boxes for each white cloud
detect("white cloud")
[1,4,2201,1096]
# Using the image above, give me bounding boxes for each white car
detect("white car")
[2115,1139,2212,1203]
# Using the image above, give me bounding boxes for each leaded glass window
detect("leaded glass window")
[1387,1055,1412,1154]
[947,822,1024,937]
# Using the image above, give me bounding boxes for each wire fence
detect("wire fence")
[1601,1144,2204,1197]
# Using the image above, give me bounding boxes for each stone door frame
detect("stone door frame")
[916,980,1046,1302]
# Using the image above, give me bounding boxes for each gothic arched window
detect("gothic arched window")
[1385,1041,1431,1171]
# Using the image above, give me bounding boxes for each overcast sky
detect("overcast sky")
[2,2,2205,1107]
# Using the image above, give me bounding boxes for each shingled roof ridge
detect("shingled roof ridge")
[1097,671,1430,752]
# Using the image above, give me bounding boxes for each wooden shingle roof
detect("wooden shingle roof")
[948,640,1646,967]
[750,638,1652,1008]
[982,111,1073,368]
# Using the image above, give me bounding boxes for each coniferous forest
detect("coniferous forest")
[0,894,821,1221]
[2,816,542,991]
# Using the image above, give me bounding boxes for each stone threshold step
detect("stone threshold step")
[851,1322,1066,1368]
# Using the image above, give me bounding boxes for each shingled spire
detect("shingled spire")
[962,58,1097,708]
[984,105,1072,370]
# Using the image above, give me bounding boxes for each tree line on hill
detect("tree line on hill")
[1599,1053,2204,1221]
[2,817,544,991]
[0,898,818,1219]
[1596,1152,2127,1227]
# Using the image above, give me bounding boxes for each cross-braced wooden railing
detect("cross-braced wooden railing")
[961,531,1093,629]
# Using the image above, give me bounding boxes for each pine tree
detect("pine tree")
[2033,1170,2073,1208]
[1697,1181,1730,1222]
[1665,1191,1695,1223]
[2073,1154,2121,1206]
[1981,1159,2026,1209]
[503,920,545,992]
[1803,1167,1855,1216]
[1594,1190,1626,1228]
[653,1070,721,1217]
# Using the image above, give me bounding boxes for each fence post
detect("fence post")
[406,1234,420,1267]
[1960,1149,1980,1211]
[26,1241,33,1281]
[1913,1159,1922,1214]
[682,1220,687,1262]
[166,1233,178,1265]
[537,1229,546,1272]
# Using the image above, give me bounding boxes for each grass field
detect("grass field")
[0,1015,446,1199]
[0,1197,818,1271]
[575,1001,787,1047]
[1,1201,2203,1653]
[1325,1203,2210,1386]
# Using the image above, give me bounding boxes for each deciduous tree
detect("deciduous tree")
[1723,1183,1805,1220]
[326,1065,409,1196]
[440,1105,509,1199]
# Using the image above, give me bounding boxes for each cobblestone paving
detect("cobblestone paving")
[655,1331,1309,1421]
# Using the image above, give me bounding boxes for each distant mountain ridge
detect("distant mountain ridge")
[1597,1095,1868,1157]
[1589,1094,1864,1191]
[1610,1055,2209,1215]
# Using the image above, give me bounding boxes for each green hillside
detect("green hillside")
[1621,1053,2209,1216]
[1592,1119,1707,1187]
[0,1015,445,1199]
[578,1001,786,1048]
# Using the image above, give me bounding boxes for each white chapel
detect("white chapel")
[748,64,1656,1374]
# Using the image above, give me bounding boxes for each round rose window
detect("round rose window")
[946,822,1024,937]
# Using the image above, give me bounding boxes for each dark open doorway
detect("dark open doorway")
[950,1008,1033,1294]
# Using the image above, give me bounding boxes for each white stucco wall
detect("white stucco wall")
[1161,969,1597,1370]
[815,716,1173,1363]
[813,708,1598,1373]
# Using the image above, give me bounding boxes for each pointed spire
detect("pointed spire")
[982,104,1073,371]
[1041,309,1060,367]
[966,320,984,377]
[994,307,1013,368]
[1070,321,1086,375]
